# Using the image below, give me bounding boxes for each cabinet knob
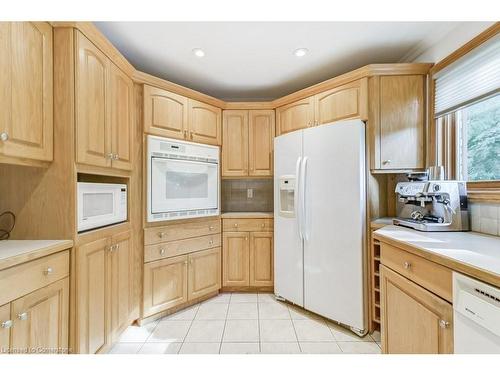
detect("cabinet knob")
[439,320,450,329]
[158,232,167,239]
[209,240,214,245]
[184,260,188,265]
[106,153,114,160]
[209,226,214,231]
[403,261,411,270]
[17,312,28,321]
[261,223,265,228]
[382,160,391,165]
[1,320,13,329]
[43,267,53,275]
[234,223,238,228]
[113,154,119,160]
[159,248,166,255]
[0,132,8,142]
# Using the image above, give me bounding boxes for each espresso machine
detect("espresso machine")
[393,178,470,232]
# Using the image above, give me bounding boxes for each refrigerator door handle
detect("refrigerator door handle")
[301,156,309,242]
[295,156,303,240]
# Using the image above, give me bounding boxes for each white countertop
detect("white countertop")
[374,225,500,285]
[0,240,73,270]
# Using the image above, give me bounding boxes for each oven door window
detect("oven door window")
[151,157,218,213]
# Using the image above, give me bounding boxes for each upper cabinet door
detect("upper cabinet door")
[10,277,69,354]
[188,99,222,145]
[75,31,111,168]
[377,75,425,170]
[249,110,275,176]
[110,64,133,171]
[143,85,188,140]
[222,110,249,177]
[276,97,314,136]
[315,79,368,125]
[0,22,53,162]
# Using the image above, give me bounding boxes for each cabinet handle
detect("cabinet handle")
[113,154,119,160]
[0,132,8,142]
[184,260,188,266]
[43,267,54,275]
[106,153,114,160]
[382,160,391,165]
[158,232,167,239]
[1,320,13,329]
[403,261,411,270]
[209,226,214,231]
[209,240,214,245]
[115,244,120,251]
[17,312,28,321]
[159,248,166,256]
[439,320,450,329]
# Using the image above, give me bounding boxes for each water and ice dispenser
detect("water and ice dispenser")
[279,175,295,217]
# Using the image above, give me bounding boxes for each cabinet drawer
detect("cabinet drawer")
[223,219,273,232]
[0,250,70,306]
[144,219,221,245]
[380,243,452,302]
[144,234,221,263]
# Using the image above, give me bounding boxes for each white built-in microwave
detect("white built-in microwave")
[147,135,220,222]
[77,182,127,232]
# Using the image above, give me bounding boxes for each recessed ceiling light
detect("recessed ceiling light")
[294,48,308,57]
[192,48,205,58]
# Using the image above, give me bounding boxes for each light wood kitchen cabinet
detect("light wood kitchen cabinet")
[380,264,453,354]
[10,278,69,354]
[76,229,133,353]
[109,63,134,171]
[188,247,221,300]
[222,110,248,176]
[143,85,222,145]
[76,236,108,354]
[249,110,274,176]
[143,255,188,317]
[109,230,133,342]
[249,232,273,287]
[75,31,134,171]
[276,97,315,136]
[223,232,250,287]
[143,85,188,140]
[0,303,11,353]
[370,75,425,171]
[188,99,222,145]
[315,80,367,125]
[222,219,274,289]
[0,22,53,164]
[222,109,274,177]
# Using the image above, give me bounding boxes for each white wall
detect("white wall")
[411,22,495,63]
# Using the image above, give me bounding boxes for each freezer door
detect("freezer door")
[274,130,304,306]
[302,120,366,331]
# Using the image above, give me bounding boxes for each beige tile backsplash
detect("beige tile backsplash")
[470,202,500,236]
[221,179,273,213]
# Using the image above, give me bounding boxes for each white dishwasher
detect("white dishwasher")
[453,272,500,353]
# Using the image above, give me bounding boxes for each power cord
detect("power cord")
[0,211,15,240]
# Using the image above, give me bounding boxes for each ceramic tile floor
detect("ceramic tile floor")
[110,293,381,354]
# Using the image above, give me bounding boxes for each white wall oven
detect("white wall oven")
[77,182,128,232]
[147,135,220,222]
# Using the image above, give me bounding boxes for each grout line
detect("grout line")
[256,297,261,353]
[219,294,231,354]
[179,304,201,353]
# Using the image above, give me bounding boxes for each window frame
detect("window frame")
[429,23,500,203]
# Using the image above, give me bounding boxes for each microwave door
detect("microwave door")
[151,157,218,214]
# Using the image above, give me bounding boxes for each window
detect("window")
[456,94,500,181]
[433,33,500,184]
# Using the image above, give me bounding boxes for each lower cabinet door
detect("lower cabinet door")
[380,265,453,354]
[109,230,132,341]
[249,232,274,287]
[0,303,11,354]
[10,278,69,354]
[143,255,188,317]
[76,237,109,354]
[188,247,221,300]
[222,232,250,287]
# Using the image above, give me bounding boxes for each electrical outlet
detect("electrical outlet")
[247,188,253,199]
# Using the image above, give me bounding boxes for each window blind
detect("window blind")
[434,34,500,117]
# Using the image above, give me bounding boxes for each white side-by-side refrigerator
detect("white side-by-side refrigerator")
[274,119,367,334]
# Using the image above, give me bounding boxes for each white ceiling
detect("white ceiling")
[95,22,460,101]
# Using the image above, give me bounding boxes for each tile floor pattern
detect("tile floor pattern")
[110,293,381,354]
